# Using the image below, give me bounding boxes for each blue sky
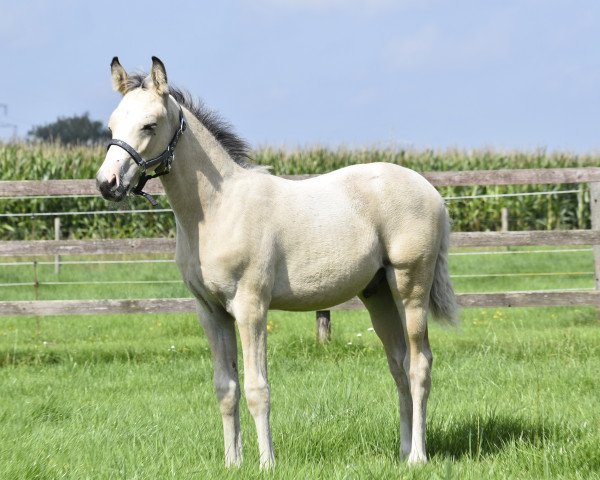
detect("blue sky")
[1,0,599,152]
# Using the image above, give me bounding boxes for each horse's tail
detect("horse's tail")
[429,208,459,325]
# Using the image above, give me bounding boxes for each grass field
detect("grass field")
[1,248,600,479]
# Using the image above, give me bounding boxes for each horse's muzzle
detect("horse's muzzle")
[96,175,127,202]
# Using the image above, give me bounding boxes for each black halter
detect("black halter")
[106,104,187,206]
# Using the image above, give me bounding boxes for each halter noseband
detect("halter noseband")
[106,104,187,206]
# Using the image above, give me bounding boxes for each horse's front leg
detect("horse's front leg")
[229,292,274,469]
[196,301,243,467]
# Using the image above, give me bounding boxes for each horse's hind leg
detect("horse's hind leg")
[385,266,434,464]
[359,279,413,459]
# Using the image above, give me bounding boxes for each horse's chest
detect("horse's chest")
[176,256,205,296]
[177,250,240,304]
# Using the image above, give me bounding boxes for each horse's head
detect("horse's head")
[97,56,181,202]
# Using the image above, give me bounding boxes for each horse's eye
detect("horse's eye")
[142,123,157,132]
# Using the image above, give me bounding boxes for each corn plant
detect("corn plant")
[1,142,596,240]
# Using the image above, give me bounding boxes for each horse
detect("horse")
[96,56,458,469]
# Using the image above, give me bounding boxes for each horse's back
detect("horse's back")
[275,162,445,248]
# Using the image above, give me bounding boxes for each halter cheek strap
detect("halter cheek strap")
[106,104,187,206]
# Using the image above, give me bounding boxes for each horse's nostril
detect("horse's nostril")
[98,181,111,196]
[97,174,120,199]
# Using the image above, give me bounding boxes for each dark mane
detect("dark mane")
[125,74,254,168]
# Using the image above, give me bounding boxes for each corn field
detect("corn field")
[0,142,596,240]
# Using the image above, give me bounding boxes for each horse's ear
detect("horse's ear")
[111,57,129,95]
[150,56,169,96]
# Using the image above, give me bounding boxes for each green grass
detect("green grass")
[1,310,599,479]
[0,246,596,301]
[451,246,595,292]
[1,248,600,478]
[0,255,187,301]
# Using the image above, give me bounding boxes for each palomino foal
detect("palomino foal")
[96,57,458,469]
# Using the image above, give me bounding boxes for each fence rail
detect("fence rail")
[2,167,600,198]
[2,290,600,317]
[2,168,600,323]
[0,238,176,256]
[3,230,600,257]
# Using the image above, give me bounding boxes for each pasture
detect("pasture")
[1,248,599,479]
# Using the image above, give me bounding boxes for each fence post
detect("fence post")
[501,207,509,232]
[589,182,600,322]
[33,260,39,301]
[54,217,61,274]
[316,310,331,344]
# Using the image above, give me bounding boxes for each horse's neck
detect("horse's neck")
[160,112,241,232]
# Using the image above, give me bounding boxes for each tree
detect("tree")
[29,112,110,145]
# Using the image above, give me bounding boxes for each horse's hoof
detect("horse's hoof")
[407,452,428,465]
[224,457,243,468]
[259,461,275,471]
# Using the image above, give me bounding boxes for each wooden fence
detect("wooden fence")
[2,168,600,326]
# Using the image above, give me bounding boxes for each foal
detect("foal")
[96,56,458,469]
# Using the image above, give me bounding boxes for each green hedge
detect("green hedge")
[1,142,596,240]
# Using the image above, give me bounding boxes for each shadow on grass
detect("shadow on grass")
[428,413,555,460]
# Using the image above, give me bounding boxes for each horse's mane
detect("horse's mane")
[124,74,259,170]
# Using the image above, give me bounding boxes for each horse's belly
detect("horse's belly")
[268,257,380,311]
